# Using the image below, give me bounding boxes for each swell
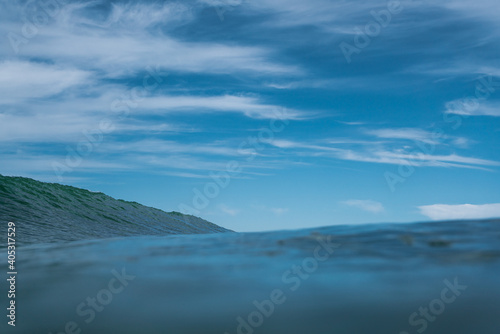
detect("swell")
[0,174,231,247]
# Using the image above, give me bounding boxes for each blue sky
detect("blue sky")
[1,0,500,232]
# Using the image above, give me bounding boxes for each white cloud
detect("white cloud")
[365,127,470,149]
[161,171,211,179]
[441,0,500,24]
[250,204,289,216]
[419,203,500,220]
[0,1,301,79]
[15,24,298,79]
[267,139,304,149]
[358,151,499,168]
[366,128,441,145]
[104,140,244,157]
[0,91,303,144]
[0,152,133,178]
[0,61,91,103]
[341,199,384,213]
[0,142,278,181]
[0,109,98,142]
[269,207,289,215]
[219,204,240,216]
[265,138,499,169]
[198,0,243,6]
[266,139,341,151]
[1,0,498,183]
[103,2,194,29]
[335,121,366,126]
[445,99,500,117]
[135,95,306,120]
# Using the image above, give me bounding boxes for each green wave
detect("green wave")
[0,174,231,247]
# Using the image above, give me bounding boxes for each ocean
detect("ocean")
[1,175,499,333]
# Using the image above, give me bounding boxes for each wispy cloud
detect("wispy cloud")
[341,199,384,213]
[365,128,472,148]
[0,61,91,103]
[2,1,300,77]
[102,2,194,29]
[134,95,307,120]
[340,151,499,168]
[0,92,303,144]
[251,204,289,216]
[219,204,240,216]
[445,99,500,117]
[265,138,498,170]
[269,207,289,215]
[103,140,246,157]
[366,128,442,145]
[0,109,100,142]
[419,203,500,220]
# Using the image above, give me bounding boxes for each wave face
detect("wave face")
[0,174,230,246]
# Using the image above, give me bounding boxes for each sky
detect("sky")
[1,0,500,232]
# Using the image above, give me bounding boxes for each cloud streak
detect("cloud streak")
[445,99,500,117]
[265,136,499,170]
[341,199,384,213]
[0,61,91,103]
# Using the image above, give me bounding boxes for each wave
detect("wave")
[0,174,230,247]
